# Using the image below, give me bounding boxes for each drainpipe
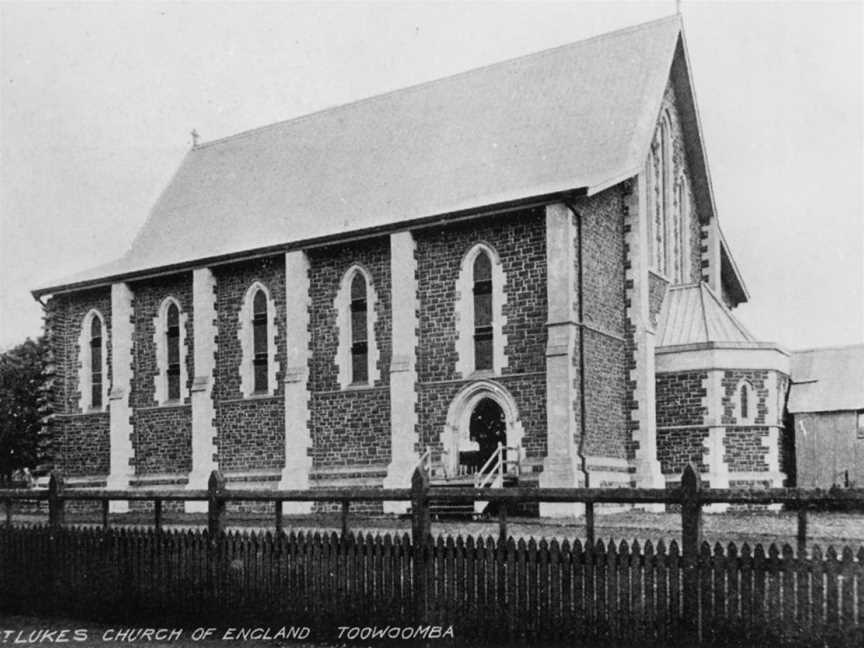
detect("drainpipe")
[565,201,590,488]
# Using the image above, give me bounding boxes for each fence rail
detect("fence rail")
[1,465,863,646]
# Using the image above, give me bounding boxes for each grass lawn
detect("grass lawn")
[8,508,864,551]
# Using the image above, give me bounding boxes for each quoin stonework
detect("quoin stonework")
[33,16,794,516]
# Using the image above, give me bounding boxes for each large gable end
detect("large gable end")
[633,25,750,306]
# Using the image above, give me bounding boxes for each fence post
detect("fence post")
[585,501,595,549]
[48,472,65,528]
[681,464,703,638]
[341,501,350,539]
[154,499,163,533]
[207,470,225,609]
[274,501,283,536]
[411,466,430,624]
[207,470,225,539]
[797,507,808,557]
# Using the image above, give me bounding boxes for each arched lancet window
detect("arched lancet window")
[676,175,689,283]
[252,289,269,393]
[472,251,493,371]
[350,273,369,384]
[740,384,749,421]
[658,113,672,277]
[165,302,181,401]
[90,316,103,409]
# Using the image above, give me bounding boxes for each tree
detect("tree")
[0,337,44,484]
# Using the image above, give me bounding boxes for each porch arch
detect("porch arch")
[442,380,524,476]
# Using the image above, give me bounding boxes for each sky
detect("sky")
[1,1,862,352]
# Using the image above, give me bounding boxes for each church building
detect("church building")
[33,16,791,516]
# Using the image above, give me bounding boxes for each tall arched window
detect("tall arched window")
[658,113,672,277]
[473,251,493,370]
[166,302,181,401]
[90,316,103,409]
[455,244,508,377]
[676,176,689,283]
[740,384,749,421]
[252,289,268,393]
[334,266,379,390]
[350,273,369,384]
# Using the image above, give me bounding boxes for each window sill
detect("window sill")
[249,391,276,399]
[467,369,496,380]
[219,393,281,405]
[138,401,190,411]
[344,382,375,391]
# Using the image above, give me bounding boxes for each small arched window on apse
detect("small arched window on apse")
[90,316,104,409]
[350,272,369,384]
[165,302,181,400]
[252,288,269,393]
[735,380,755,424]
[472,251,493,371]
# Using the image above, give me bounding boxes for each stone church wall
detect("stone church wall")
[575,189,630,462]
[414,209,547,462]
[46,288,113,476]
[655,370,709,475]
[307,237,392,470]
[129,274,193,475]
[213,256,287,473]
[656,371,707,427]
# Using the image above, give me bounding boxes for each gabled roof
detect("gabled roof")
[35,15,730,296]
[788,345,864,414]
[656,282,756,348]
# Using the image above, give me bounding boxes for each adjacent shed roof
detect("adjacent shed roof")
[788,345,864,414]
[656,282,756,348]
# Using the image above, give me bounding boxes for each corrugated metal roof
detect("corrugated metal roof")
[788,345,864,413]
[656,282,756,347]
[35,16,686,295]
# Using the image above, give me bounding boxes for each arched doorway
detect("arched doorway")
[443,380,524,478]
[460,398,507,473]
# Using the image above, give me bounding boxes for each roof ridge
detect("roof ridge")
[193,14,682,153]
[697,280,710,341]
[700,280,755,341]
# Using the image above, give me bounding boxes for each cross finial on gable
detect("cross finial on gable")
[191,129,200,148]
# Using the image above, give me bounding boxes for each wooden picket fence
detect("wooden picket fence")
[1,465,863,646]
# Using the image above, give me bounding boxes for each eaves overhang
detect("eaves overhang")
[31,187,588,299]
